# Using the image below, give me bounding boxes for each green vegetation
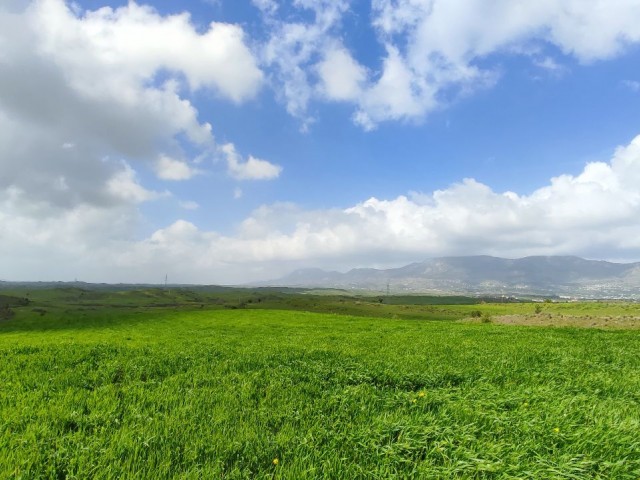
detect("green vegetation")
[1,288,639,478]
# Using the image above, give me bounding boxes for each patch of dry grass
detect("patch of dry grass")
[477,313,640,329]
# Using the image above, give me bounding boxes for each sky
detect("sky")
[1,0,640,284]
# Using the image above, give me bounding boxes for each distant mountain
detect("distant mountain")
[261,256,640,298]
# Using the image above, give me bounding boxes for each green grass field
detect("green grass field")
[1,289,640,478]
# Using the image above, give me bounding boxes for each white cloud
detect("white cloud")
[0,1,264,209]
[0,186,142,281]
[4,134,640,284]
[120,133,640,281]
[154,155,200,181]
[258,0,351,127]
[532,56,568,77]
[3,1,640,284]
[373,0,640,64]
[254,0,640,129]
[252,0,278,15]
[0,0,276,283]
[32,0,262,102]
[179,200,199,210]
[354,45,437,130]
[107,162,168,203]
[221,143,282,181]
[317,47,367,102]
[623,80,640,92]
[359,0,640,126]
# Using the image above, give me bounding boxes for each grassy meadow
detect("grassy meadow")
[1,288,639,478]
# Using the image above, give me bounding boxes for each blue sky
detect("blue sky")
[1,0,640,283]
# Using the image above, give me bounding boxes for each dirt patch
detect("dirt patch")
[473,313,640,329]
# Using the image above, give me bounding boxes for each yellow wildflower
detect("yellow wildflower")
[273,458,279,465]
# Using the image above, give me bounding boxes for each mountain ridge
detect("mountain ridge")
[260,255,640,298]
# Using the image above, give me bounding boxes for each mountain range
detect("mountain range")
[262,256,640,298]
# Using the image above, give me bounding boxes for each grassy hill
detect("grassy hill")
[1,290,639,478]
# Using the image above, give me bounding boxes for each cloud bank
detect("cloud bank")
[3,135,640,284]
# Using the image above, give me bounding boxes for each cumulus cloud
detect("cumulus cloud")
[221,143,282,181]
[254,0,640,128]
[359,0,640,126]
[0,1,265,208]
[354,45,440,129]
[31,0,262,102]
[143,134,640,282]
[3,1,640,284]
[107,162,168,203]
[154,155,200,181]
[4,134,640,284]
[0,185,143,281]
[0,0,275,270]
[0,0,283,284]
[317,46,367,102]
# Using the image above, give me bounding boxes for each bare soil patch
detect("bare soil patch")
[480,313,640,329]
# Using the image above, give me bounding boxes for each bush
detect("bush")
[0,305,14,320]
